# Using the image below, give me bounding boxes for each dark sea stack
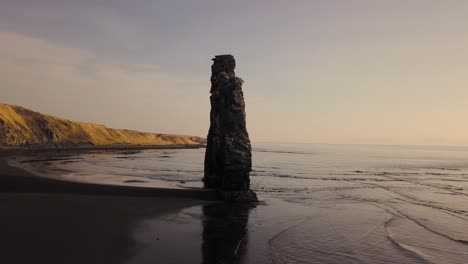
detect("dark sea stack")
[204,55,257,203]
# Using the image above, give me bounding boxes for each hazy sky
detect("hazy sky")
[1,0,468,146]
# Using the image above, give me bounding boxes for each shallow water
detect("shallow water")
[16,144,468,263]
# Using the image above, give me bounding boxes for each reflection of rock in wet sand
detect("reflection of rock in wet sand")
[202,203,251,263]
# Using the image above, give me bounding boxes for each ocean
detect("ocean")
[16,143,468,264]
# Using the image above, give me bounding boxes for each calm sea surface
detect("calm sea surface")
[18,143,468,264]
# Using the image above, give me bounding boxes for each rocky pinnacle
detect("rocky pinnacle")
[203,55,257,203]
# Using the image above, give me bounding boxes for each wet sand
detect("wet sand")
[0,155,216,199]
[5,144,467,263]
[0,157,213,264]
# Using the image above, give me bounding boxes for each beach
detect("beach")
[2,144,468,263]
[3,1,468,263]
[0,153,215,264]
[0,193,204,264]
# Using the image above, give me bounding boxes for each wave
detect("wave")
[384,212,468,264]
[19,157,81,163]
[253,148,316,155]
[383,216,430,263]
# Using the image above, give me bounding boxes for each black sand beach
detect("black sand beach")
[0,148,215,199]
[0,154,214,264]
[5,144,468,264]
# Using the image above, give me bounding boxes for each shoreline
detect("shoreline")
[0,143,206,155]
[0,157,216,199]
[0,151,217,264]
[0,146,274,264]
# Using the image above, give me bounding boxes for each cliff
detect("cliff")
[0,103,205,149]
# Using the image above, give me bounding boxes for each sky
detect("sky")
[1,0,468,146]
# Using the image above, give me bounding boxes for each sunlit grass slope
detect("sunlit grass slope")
[0,103,205,148]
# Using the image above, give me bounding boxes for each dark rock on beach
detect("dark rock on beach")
[203,55,257,203]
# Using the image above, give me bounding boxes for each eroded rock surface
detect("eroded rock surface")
[204,55,256,203]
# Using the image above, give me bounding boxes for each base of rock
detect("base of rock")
[216,189,258,204]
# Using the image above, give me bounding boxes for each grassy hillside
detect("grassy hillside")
[0,103,205,148]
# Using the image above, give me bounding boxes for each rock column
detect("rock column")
[204,55,257,203]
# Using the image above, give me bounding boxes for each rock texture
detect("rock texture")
[204,55,257,203]
[0,103,205,148]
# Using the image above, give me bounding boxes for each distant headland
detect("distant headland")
[0,103,206,150]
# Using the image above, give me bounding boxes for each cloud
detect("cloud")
[0,31,208,136]
[0,31,93,65]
